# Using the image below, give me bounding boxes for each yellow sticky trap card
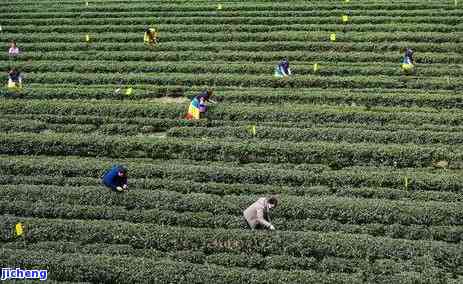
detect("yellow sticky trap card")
[85,34,90,42]
[125,87,133,96]
[404,176,408,190]
[247,125,256,136]
[0,25,2,31]
[86,1,89,6]
[313,63,319,72]
[217,4,223,10]
[455,0,458,6]
[345,0,350,2]
[15,223,24,236]
[342,15,349,23]
[330,33,336,42]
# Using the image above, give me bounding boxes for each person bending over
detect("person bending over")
[102,165,128,192]
[243,196,278,230]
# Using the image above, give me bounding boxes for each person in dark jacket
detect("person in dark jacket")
[7,67,22,89]
[401,48,415,75]
[102,165,128,192]
[274,58,291,77]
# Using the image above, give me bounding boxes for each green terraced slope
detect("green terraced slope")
[0,0,462,283]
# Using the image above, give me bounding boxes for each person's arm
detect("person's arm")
[280,64,288,76]
[108,176,120,191]
[121,176,128,189]
[255,207,272,229]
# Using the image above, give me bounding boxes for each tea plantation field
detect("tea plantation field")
[0,0,462,283]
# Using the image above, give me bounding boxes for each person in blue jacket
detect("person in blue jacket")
[401,48,415,75]
[102,165,128,192]
[274,58,291,78]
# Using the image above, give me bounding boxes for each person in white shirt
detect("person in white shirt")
[243,196,278,230]
[8,40,20,58]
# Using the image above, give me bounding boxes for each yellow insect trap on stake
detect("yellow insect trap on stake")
[344,0,350,3]
[15,223,24,236]
[330,33,336,42]
[217,4,223,10]
[86,1,89,6]
[313,63,319,73]
[125,87,133,96]
[85,34,90,42]
[342,15,349,23]
[404,176,408,190]
[247,125,256,136]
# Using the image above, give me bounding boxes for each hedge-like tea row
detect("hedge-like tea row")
[6,22,458,34]
[3,60,460,77]
[3,30,460,44]
[2,86,462,109]
[2,100,462,126]
[0,132,459,168]
[3,242,443,275]
[3,248,445,284]
[0,248,365,283]
[6,71,460,90]
[2,50,458,64]
[0,84,188,99]
[213,89,463,109]
[4,173,463,204]
[3,199,462,243]
[3,112,463,137]
[0,118,188,136]
[1,154,462,192]
[167,126,463,145]
[0,118,99,134]
[4,6,463,17]
[3,117,463,145]
[3,2,460,13]
[3,184,462,226]
[2,216,462,272]
[0,113,217,131]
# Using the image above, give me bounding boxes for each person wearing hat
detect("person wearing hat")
[144,26,158,47]
[274,58,291,77]
[7,67,22,89]
[243,196,278,230]
[101,165,128,192]
[401,48,415,75]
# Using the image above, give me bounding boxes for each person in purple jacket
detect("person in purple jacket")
[102,165,128,192]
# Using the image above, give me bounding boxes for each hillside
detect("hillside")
[0,0,462,283]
